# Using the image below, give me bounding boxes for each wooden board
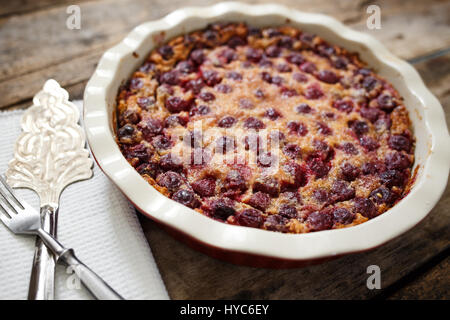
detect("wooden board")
[0,0,449,299]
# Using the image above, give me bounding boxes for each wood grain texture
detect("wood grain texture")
[141,52,450,300]
[1,0,450,109]
[387,255,449,300]
[0,0,449,300]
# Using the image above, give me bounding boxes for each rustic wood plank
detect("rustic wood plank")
[0,0,89,18]
[141,52,450,299]
[386,255,449,300]
[1,0,450,109]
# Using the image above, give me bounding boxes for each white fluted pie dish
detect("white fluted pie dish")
[84,2,450,267]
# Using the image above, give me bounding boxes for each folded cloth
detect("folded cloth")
[0,101,169,300]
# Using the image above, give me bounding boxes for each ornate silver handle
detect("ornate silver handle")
[28,205,58,300]
[36,228,124,300]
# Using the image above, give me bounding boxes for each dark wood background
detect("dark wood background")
[1,0,448,299]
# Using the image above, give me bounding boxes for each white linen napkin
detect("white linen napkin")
[0,101,169,300]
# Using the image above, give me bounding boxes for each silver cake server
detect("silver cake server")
[5,79,93,300]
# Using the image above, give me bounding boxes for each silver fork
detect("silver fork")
[0,176,124,300]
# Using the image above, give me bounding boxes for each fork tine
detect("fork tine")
[0,211,11,224]
[0,175,24,213]
[0,197,13,219]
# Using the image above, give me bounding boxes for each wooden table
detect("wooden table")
[1,0,448,299]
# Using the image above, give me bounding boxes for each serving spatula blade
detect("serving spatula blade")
[5,79,93,300]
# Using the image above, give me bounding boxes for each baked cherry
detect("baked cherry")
[190,49,205,65]
[152,135,172,150]
[216,84,232,93]
[176,60,195,74]
[127,143,150,162]
[236,209,264,228]
[300,62,317,74]
[306,210,333,231]
[359,136,379,151]
[313,189,330,203]
[264,108,282,120]
[165,115,187,127]
[158,45,174,60]
[264,215,288,233]
[118,124,135,138]
[138,118,163,138]
[385,152,411,170]
[304,83,324,99]
[360,107,382,123]
[225,170,247,191]
[380,169,406,187]
[244,117,265,129]
[202,69,222,86]
[190,105,210,116]
[279,204,298,219]
[159,153,183,172]
[278,36,294,48]
[121,109,140,125]
[129,78,143,90]
[209,198,236,220]
[377,94,397,111]
[246,48,263,62]
[349,120,369,136]
[333,100,353,113]
[340,162,360,181]
[185,78,205,94]
[331,180,355,202]
[308,157,330,178]
[362,76,380,91]
[288,121,308,136]
[198,91,215,102]
[317,70,339,84]
[266,45,282,57]
[332,207,355,225]
[353,197,377,218]
[192,178,216,197]
[277,63,292,73]
[286,53,305,65]
[253,177,280,197]
[227,36,246,48]
[369,186,397,205]
[218,116,236,128]
[283,144,302,159]
[137,97,155,109]
[165,96,190,113]
[388,135,412,152]
[293,72,308,83]
[295,103,313,114]
[156,171,182,191]
[172,189,199,208]
[283,161,306,187]
[340,142,359,155]
[362,161,385,175]
[317,122,332,135]
[247,192,271,211]
[281,88,298,97]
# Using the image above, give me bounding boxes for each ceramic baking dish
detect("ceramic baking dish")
[83,2,450,267]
